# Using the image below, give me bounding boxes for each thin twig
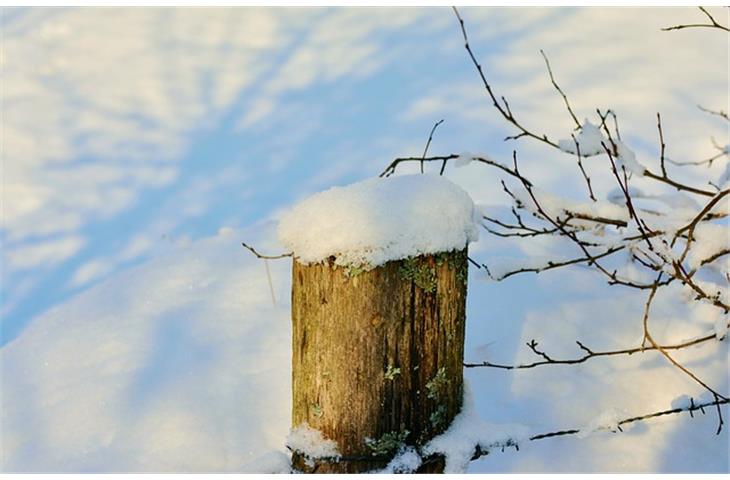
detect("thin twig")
[571,132,596,201]
[241,242,293,260]
[451,6,717,199]
[464,325,727,370]
[609,110,622,140]
[528,396,729,443]
[698,105,730,122]
[421,119,444,174]
[484,246,625,281]
[666,151,726,168]
[641,272,728,401]
[657,112,667,177]
[452,7,560,149]
[662,6,730,32]
[540,49,581,129]
[264,259,276,306]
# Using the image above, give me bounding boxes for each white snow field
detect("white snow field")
[1,214,727,472]
[1,224,291,472]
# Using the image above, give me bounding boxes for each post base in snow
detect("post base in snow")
[291,454,446,474]
[290,249,468,473]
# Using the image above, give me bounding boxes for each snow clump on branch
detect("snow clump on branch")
[558,119,646,175]
[558,119,606,156]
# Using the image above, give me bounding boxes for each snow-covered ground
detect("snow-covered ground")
[2,217,727,472]
[2,6,728,474]
[1,225,291,472]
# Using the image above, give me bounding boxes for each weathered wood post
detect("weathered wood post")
[278,174,477,473]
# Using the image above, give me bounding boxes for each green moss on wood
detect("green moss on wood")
[426,367,450,400]
[399,257,437,292]
[384,364,401,380]
[430,404,448,428]
[364,430,410,456]
[345,265,368,278]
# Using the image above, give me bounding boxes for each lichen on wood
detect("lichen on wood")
[291,248,468,473]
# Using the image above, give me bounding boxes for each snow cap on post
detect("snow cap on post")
[278,174,479,268]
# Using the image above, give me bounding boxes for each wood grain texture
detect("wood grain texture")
[290,249,468,473]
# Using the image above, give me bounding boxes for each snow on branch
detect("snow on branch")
[282,393,729,473]
[380,7,730,443]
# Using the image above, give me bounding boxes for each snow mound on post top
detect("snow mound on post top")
[278,174,480,267]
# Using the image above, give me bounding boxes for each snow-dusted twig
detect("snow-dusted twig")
[527,395,729,442]
[675,189,729,261]
[465,396,730,464]
[373,8,730,468]
[451,7,717,199]
[292,396,729,472]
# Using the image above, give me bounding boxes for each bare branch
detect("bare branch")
[662,6,730,32]
[464,325,727,370]
[483,246,625,281]
[698,105,730,122]
[449,7,719,199]
[380,154,458,178]
[571,133,597,201]
[452,7,560,149]
[643,169,717,197]
[310,396,730,468]
[241,242,293,260]
[657,112,667,177]
[600,139,654,250]
[540,49,581,129]
[463,397,730,465]
[609,110,622,140]
[640,273,728,401]
[421,119,444,174]
[526,396,729,443]
[667,152,726,168]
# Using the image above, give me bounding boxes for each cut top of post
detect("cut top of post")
[278,174,479,269]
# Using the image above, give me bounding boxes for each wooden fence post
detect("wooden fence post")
[290,248,468,473]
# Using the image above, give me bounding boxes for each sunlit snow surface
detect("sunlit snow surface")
[2,222,727,472]
[1,225,291,471]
